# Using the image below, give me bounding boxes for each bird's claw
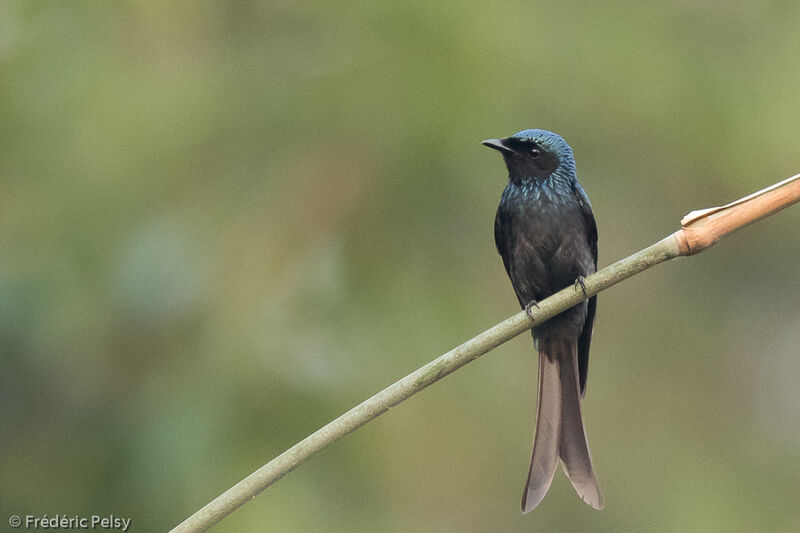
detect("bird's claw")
[574,276,587,296]
[524,300,540,319]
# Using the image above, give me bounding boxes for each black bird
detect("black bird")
[483,129,602,512]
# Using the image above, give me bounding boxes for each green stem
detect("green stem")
[171,234,684,532]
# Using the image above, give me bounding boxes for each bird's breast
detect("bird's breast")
[504,180,580,228]
[499,180,587,269]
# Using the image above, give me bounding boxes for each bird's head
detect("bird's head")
[482,129,576,183]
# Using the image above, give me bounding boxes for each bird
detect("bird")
[483,129,603,512]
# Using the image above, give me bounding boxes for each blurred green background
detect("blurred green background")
[2,1,799,531]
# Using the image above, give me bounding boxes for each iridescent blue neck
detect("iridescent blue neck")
[509,163,576,188]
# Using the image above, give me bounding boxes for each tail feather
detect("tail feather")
[521,353,561,513]
[559,344,604,509]
[522,342,603,513]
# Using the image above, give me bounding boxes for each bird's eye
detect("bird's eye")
[529,147,542,159]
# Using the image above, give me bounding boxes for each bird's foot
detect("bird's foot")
[574,276,587,296]
[524,300,540,319]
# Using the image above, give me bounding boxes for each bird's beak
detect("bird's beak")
[481,138,513,154]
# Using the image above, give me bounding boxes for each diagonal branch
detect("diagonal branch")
[171,174,799,533]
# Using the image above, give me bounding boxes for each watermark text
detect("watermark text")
[8,514,131,531]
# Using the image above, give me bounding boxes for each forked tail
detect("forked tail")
[522,341,604,512]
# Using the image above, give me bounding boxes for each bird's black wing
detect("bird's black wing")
[573,182,598,397]
[494,201,513,279]
[494,199,531,309]
[573,183,597,266]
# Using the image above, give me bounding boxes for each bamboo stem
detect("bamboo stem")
[171,174,799,532]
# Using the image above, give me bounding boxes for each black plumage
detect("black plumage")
[483,129,602,512]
